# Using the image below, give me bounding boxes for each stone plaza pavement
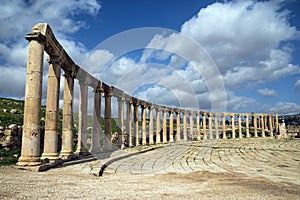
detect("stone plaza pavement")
[68,138,300,185]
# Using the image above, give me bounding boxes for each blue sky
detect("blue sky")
[0,0,299,115]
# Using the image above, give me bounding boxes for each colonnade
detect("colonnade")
[17,23,280,167]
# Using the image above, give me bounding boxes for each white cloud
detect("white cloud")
[295,79,300,87]
[257,88,277,97]
[261,102,300,115]
[180,0,300,87]
[0,0,101,97]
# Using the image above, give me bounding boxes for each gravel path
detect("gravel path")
[1,138,299,199]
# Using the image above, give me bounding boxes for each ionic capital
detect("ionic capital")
[25,32,46,42]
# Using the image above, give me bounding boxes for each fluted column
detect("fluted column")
[141,103,147,145]
[162,108,167,143]
[208,113,213,139]
[126,99,133,147]
[148,105,154,144]
[169,110,174,142]
[189,111,194,140]
[133,101,139,146]
[41,56,61,162]
[183,110,188,141]
[60,69,76,159]
[90,85,101,154]
[18,32,46,166]
[261,115,265,137]
[214,114,219,139]
[222,114,226,139]
[117,94,125,148]
[238,114,242,138]
[176,110,181,141]
[155,107,161,143]
[75,81,89,155]
[231,114,235,139]
[196,112,200,140]
[203,112,207,139]
[245,114,250,138]
[104,86,113,149]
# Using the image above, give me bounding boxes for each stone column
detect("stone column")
[203,112,207,139]
[60,70,75,159]
[253,113,258,137]
[41,56,61,162]
[155,107,161,143]
[183,110,188,141]
[176,110,181,141]
[268,114,273,137]
[214,114,219,139]
[162,108,167,143]
[196,112,200,140]
[126,99,133,147]
[90,88,101,154]
[208,113,213,139]
[148,105,154,144]
[231,114,235,139]
[261,115,265,137]
[169,109,174,142]
[222,114,226,139]
[104,86,113,149]
[133,102,139,146]
[18,32,46,166]
[238,114,242,138]
[275,112,279,135]
[117,94,125,148]
[75,81,89,155]
[141,104,147,145]
[189,111,194,140]
[245,114,250,138]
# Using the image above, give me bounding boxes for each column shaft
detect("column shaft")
[253,114,258,137]
[91,91,101,153]
[142,105,147,145]
[60,72,75,158]
[214,115,219,139]
[183,111,188,141]
[18,33,45,166]
[162,109,167,143]
[222,114,226,139]
[118,96,125,148]
[126,100,133,147]
[238,115,242,138]
[245,115,250,138]
[134,104,139,146]
[196,112,200,140]
[156,108,161,143]
[41,56,61,161]
[149,106,154,144]
[231,115,235,139]
[169,111,174,142]
[189,112,194,140]
[209,113,213,139]
[176,111,181,141]
[203,113,207,139]
[76,82,89,155]
[261,116,265,137]
[104,90,112,149]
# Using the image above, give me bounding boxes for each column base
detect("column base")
[41,153,62,164]
[17,156,42,166]
[75,148,90,155]
[59,151,76,160]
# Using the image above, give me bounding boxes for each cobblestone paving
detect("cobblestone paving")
[85,138,300,184]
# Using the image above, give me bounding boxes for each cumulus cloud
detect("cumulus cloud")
[0,0,101,98]
[257,88,277,97]
[181,0,300,88]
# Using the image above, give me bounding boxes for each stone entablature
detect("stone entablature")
[17,23,283,167]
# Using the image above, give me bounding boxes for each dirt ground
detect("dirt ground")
[0,165,299,200]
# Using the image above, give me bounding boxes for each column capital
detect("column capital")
[103,84,114,97]
[47,55,61,65]
[94,81,103,93]
[25,32,46,42]
[64,65,79,79]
